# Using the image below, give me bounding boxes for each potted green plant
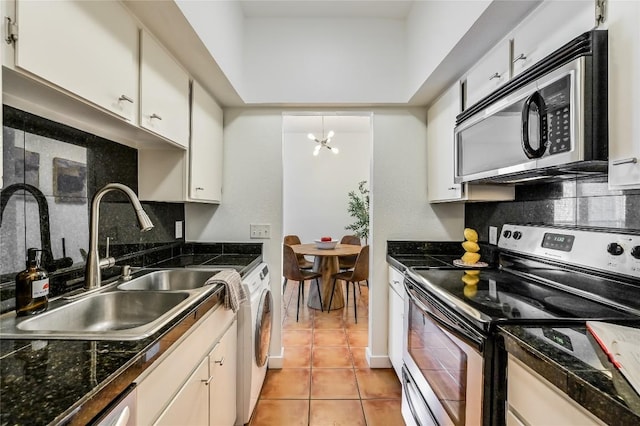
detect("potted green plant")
[345,180,370,244]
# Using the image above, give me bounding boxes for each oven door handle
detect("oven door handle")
[406,283,484,351]
[402,367,437,426]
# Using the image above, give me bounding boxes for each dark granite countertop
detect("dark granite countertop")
[500,324,640,425]
[0,253,261,425]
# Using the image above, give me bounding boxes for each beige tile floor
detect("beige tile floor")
[249,279,405,425]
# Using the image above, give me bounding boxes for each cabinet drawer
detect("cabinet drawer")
[388,266,404,297]
[507,355,604,425]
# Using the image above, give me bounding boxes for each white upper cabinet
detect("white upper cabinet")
[427,83,514,203]
[138,81,223,204]
[427,83,463,202]
[140,30,190,148]
[14,0,138,122]
[190,81,223,202]
[466,40,510,108]
[607,0,640,189]
[511,1,595,77]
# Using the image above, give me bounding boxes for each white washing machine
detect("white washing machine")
[236,263,272,426]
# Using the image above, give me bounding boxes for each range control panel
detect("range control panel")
[499,224,640,279]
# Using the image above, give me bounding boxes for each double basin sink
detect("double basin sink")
[0,269,227,341]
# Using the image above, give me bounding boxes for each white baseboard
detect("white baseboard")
[366,347,392,368]
[268,347,284,369]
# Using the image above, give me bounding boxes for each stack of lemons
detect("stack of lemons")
[461,228,481,295]
[461,228,481,265]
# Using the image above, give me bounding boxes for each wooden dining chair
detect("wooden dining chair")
[338,235,360,271]
[283,244,323,321]
[328,245,369,323]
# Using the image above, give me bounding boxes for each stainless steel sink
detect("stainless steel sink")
[117,269,221,291]
[0,268,228,341]
[18,291,189,333]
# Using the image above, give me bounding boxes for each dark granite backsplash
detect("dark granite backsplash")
[0,106,186,308]
[465,177,640,242]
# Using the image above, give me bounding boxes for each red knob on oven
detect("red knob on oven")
[607,242,624,256]
[631,246,640,259]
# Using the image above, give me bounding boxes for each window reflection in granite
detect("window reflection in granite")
[1,125,89,277]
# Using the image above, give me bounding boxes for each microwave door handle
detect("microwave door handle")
[521,91,548,159]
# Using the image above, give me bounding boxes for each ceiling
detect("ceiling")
[239,0,415,19]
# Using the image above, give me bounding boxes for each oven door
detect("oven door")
[403,278,485,426]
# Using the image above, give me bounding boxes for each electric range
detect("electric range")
[401,224,640,426]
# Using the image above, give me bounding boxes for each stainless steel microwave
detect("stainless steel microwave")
[454,30,608,184]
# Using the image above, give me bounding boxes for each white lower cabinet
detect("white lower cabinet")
[507,355,605,426]
[388,266,404,378]
[136,306,237,425]
[155,357,210,426]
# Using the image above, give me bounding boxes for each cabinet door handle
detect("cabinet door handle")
[214,356,225,366]
[201,375,213,386]
[448,187,457,190]
[512,53,527,64]
[195,187,205,191]
[612,157,638,166]
[150,113,163,120]
[489,72,501,81]
[118,94,134,103]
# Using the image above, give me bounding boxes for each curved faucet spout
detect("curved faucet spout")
[1,183,55,271]
[85,183,154,290]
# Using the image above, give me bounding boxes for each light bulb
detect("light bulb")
[313,145,321,156]
[327,130,335,139]
[331,147,339,154]
[307,133,316,141]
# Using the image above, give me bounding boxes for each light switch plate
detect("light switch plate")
[489,226,498,245]
[175,221,183,239]
[250,224,271,239]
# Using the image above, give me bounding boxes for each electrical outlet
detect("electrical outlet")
[250,224,271,239]
[175,221,183,239]
[489,226,498,245]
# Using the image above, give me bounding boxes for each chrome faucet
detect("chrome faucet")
[84,183,154,290]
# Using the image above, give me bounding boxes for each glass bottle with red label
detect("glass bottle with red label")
[15,248,49,316]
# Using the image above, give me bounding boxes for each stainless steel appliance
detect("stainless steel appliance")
[454,30,608,184]
[401,224,640,426]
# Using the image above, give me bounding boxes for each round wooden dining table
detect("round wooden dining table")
[291,243,362,310]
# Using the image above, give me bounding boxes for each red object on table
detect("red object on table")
[321,236,332,242]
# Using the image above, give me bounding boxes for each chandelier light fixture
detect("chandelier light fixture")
[308,116,339,156]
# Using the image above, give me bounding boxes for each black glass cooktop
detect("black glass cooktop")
[407,266,640,331]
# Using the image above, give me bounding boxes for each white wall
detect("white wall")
[406,0,491,98]
[283,114,371,243]
[185,107,465,368]
[368,109,464,365]
[175,0,245,94]
[243,17,406,104]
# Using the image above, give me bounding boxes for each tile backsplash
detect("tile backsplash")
[465,177,640,242]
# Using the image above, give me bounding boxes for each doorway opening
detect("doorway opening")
[282,113,372,245]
